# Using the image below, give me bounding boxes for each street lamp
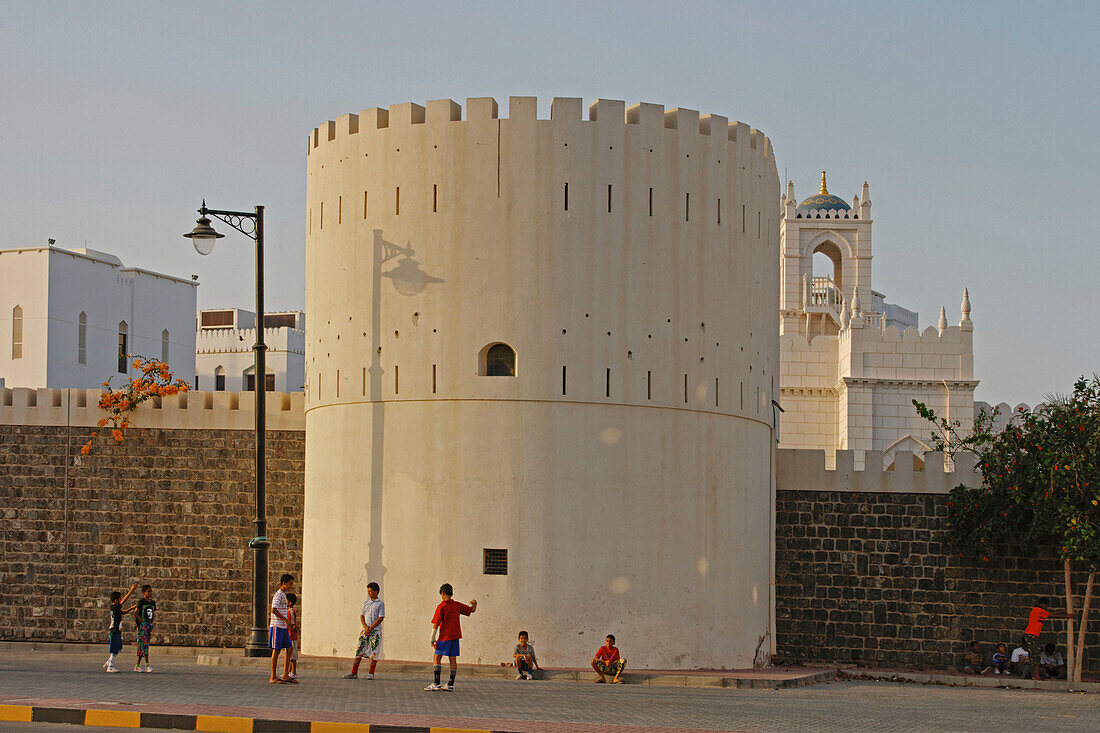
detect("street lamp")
[185,200,271,658]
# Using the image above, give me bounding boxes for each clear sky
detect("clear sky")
[1,1,1096,405]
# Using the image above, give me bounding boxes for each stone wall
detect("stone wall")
[0,424,304,648]
[775,489,1100,673]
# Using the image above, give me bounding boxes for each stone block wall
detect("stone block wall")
[775,489,1100,673]
[0,424,304,648]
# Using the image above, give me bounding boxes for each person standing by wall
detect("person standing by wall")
[269,574,295,684]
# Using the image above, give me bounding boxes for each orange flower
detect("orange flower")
[96,418,108,427]
[80,444,90,455]
[133,359,142,370]
[111,429,124,442]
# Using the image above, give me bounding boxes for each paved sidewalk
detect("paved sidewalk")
[2,649,1100,732]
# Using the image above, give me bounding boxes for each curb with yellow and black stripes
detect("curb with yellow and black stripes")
[0,704,514,732]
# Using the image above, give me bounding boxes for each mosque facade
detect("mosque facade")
[778,174,976,469]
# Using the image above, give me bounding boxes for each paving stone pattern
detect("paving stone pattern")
[4,651,1100,733]
[0,425,304,648]
[775,490,1099,673]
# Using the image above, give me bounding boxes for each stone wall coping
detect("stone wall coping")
[0,387,304,431]
[777,448,980,494]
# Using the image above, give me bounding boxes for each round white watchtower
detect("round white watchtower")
[303,96,780,669]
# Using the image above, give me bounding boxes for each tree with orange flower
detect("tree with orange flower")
[81,356,190,455]
[916,375,1100,683]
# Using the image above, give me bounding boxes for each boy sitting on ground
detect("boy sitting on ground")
[962,640,989,675]
[990,642,1010,675]
[591,634,626,684]
[1010,638,1031,678]
[1039,643,1065,680]
[512,631,540,680]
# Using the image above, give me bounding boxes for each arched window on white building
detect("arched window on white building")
[214,366,226,391]
[12,305,23,359]
[161,329,170,364]
[117,321,128,374]
[78,312,87,365]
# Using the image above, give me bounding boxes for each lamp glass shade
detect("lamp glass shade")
[192,236,217,256]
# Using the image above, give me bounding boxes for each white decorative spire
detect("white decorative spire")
[851,288,861,313]
[787,179,795,201]
[938,306,947,333]
[961,288,971,322]
[861,181,870,204]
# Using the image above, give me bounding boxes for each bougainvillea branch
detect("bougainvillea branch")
[916,375,1100,683]
[80,356,190,455]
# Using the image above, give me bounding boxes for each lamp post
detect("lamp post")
[185,201,271,657]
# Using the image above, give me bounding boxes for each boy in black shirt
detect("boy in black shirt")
[102,583,138,673]
[134,585,157,672]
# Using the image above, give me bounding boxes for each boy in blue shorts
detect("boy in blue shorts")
[269,574,295,684]
[424,583,476,691]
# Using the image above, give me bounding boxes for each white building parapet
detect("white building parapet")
[777,448,981,494]
[0,387,304,431]
[196,326,306,355]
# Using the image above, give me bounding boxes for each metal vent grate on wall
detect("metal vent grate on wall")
[483,548,508,575]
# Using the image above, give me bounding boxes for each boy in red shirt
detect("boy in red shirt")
[591,634,626,684]
[1024,597,1074,681]
[424,583,477,691]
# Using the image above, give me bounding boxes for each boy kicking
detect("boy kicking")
[425,583,476,691]
[344,582,385,679]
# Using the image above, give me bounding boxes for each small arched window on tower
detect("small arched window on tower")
[214,366,226,392]
[480,343,516,376]
[161,329,170,364]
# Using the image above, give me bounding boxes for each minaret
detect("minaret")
[938,306,948,333]
[961,288,971,323]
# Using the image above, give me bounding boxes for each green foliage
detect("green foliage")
[914,376,1100,566]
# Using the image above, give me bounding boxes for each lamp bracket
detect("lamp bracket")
[201,206,260,241]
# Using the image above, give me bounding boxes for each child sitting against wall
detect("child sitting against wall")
[962,640,990,675]
[989,642,1010,675]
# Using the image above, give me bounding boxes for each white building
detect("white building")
[302,96,780,669]
[195,308,305,392]
[0,245,197,390]
[778,174,976,467]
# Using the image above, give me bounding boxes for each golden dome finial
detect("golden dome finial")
[819,171,829,195]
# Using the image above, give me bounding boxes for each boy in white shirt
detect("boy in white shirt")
[1010,638,1031,678]
[343,582,385,679]
[269,574,295,684]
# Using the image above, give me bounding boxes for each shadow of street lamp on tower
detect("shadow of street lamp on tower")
[378,237,443,296]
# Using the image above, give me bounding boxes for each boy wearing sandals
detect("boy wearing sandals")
[344,582,385,679]
[591,634,626,683]
[269,574,296,684]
